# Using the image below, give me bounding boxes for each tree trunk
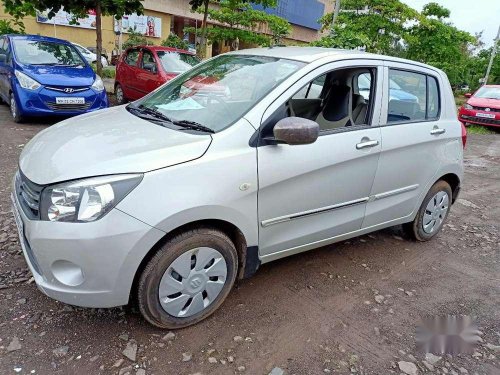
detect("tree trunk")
[95,1,103,76]
[330,0,341,35]
[199,0,209,58]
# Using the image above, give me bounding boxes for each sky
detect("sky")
[400,0,500,47]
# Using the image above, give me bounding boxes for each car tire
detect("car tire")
[115,83,127,105]
[137,227,238,329]
[10,93,23,123]
[403,180,452,241]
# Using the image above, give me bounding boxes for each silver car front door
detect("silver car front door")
[257,61,384,260]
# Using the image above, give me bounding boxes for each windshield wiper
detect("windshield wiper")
[133,104,174,122]
[173,120,215,134]
[127,105,172,125]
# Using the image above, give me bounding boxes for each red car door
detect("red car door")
[117,48,142,101]
[135,48,164,97]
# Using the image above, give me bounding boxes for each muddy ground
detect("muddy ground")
[0,105,499,375]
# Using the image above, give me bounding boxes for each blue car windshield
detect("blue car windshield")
[13,39,86,66]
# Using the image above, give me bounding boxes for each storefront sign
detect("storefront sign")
[36,8,97,29]
[114,14,162,38]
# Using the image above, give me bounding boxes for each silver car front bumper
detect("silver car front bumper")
[11,189,164,308]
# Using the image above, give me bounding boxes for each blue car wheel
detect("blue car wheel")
[10,93,24,123]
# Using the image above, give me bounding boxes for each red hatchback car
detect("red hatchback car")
[458,85,500,128]
[114,46,200,104]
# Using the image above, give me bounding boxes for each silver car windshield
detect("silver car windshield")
[132,54,305,132]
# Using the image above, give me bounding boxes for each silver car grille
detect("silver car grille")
[15,171,43,219]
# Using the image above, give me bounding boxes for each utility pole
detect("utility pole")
[484,24,500,85]
[330,0,341,35]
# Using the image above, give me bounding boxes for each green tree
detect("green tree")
[314,0,419,54]
[2,0,144,75]
[267,14,291,46]
[405,3,476,86]
[189,0,277,57]
[161,33,189,50]
[187,0,289,52]
[122,28,149,49]
[1,0,36,33]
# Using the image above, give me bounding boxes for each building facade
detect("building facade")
[0,0,331,59]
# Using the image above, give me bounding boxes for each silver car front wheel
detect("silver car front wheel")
[159,247,227,318]
[138,227,238,329]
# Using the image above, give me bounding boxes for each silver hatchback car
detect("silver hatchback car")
[12,47,465,329]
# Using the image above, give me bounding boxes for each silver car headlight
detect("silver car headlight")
[40,174,142,222]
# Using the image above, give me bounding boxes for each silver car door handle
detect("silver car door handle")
[430,128,446,135]
[356,140,379,149]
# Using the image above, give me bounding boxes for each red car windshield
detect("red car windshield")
[474,86,500,100]
[157,51,200,73]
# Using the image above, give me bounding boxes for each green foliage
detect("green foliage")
[421,2,450,19]
[122,28,149,49]
[1,0,36,33]
[316,0,419,55]
[91,64,116,78]
[312,0,498,88]
[267,14,291,45]
[3,0,143,20]
[161,34,189,50]
[406,12,476,86]
[466,125,495,135]
[186,0,290,50]
[0,19,24,34]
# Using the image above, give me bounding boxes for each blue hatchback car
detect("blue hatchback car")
[0,34,108,122]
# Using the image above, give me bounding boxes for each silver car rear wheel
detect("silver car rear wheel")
[403,180,452,241]
[422,191,449,234]
[159,247,227,318]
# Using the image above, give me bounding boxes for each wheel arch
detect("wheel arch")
[437,172,461,203]
[129,218,258,305]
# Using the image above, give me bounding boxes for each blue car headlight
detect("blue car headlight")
[15,70,41,90]
[91,75,105,92]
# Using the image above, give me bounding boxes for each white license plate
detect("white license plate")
[476,112,495,119]
[10,194,23,235]
[55,97,85,105]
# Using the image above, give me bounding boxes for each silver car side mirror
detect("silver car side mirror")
[273,117,320,145]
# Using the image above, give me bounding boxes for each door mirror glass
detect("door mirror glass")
[464,92,472,98]
[273,117,319,145]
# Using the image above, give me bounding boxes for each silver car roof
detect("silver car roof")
[227,47,440,73]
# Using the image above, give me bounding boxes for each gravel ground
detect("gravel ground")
[0,105,499,375]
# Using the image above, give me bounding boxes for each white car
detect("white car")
[12,47,465,329]
[72,43,108,67]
